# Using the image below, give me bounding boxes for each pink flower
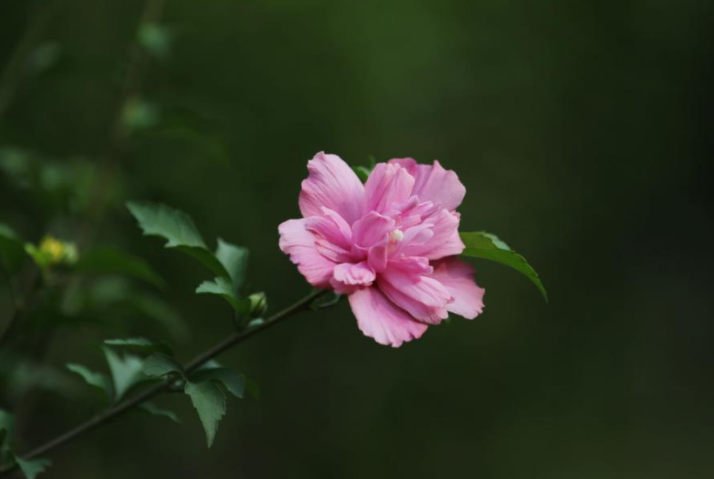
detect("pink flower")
[279,152,485,347]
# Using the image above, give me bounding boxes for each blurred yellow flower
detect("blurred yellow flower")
[25,235,79,268]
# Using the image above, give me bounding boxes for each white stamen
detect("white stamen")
[388,229,404,244]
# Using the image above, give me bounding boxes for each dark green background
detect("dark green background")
[1,0,713,477]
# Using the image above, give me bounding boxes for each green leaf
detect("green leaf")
[143,354,184,378]
[74,247,166,289]
[126,201,230,278]
[184,381,226,448]
[352,157,376,183]
[102,348,147,401]
[460,232,548,301]
[196,277,250,315]
[191,368,245,399]
[352,165,372,183]
[139,401,180,423]
[66,364,112,400]
[103,338,173,357]
[16,456,51,479]
[0,224,27,274]
[309,291,342,310]
[0,356,72,401]
[215,239,249,293]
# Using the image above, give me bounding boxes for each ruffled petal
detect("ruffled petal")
[388,159,465,211]
[401,209,464,260]
[330,261,376,294]
[378,258,451,324]
[305,207,353,263]
[348,286,428,347]
[299,152,365,223]
[351,211,395,249]
[278,219,335,288]
[364,163,415,214]
[429,258,485,319]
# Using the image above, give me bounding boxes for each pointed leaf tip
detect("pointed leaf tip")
[126,201,230,278]
[460,231,548,302]
[185,381,226,448]
[16,457,52,479]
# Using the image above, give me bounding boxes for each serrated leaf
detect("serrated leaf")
[215,239,249,293]
[184,381,226,448]
[460,231,547,301]
[74,246,166,289]
[139,401,180,423]
[16,456,51,479]
[191,368,245,399]
[0,224,27,274]
[143,354,183,378]
[196,277,250,315]
[126,201,229,278]
[103,338,173,357]
[102,348,147,401]
[66,364,112,401]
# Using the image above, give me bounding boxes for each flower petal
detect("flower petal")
[330,261,375,294]
[278,219,335,288]
[351,211,395,249]
[401,209,464,260]
[429,258,485,319]
[348,286,428,347]
[378,258,451,324]
[306,207,353,263]
[299,152,365,223]
[389,159,465,211]
[364,163,415,214]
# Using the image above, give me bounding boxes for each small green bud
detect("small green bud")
[248,292,267,318]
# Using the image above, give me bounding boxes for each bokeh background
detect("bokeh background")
[1,0,713,477]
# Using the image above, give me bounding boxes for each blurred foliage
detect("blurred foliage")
[1,0,713,478]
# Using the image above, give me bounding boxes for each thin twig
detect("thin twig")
[0,289,326,476]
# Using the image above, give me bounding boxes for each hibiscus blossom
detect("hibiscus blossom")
[279,152,485,347]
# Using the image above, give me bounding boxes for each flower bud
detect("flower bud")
[248,292,267,318]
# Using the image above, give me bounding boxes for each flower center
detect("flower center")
[387,229,404,251]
